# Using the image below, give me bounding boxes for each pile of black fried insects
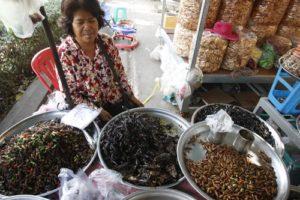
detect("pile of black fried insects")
[100,112,183,187]
[194,104,275,146]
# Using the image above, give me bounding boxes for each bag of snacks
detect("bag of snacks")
[177,0,221,30]
[249,23,277,42]
[281,0,300,27]
[251,0,290,25]
[279,45,300,78]
[177,0,201,31]
[222,27,257,71]
[190,31,228,73]
[277,25,300,40]
[205,0,222,28]
[258,43,276,69]
[218,0,253,27]
[266,35,292,55]
[173,23,196,57]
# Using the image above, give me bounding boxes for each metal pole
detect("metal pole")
[176,0,210,113]
[40,6,74,108]
[189,0,210,70]
[161,0,166,28]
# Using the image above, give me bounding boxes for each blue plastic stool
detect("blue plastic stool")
[113,7,127,23]
[268,66,300,115]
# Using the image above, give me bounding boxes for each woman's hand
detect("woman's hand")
[99,108,112,122]
[131,96,144,107]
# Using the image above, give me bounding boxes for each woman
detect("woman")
[58,0,143,122]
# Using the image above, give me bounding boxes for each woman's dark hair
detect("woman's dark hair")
[59,0,105,35]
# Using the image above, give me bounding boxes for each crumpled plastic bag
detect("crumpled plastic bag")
[89,168,134,200]
[59,168,132,200]
[33,91,68,115]
[59,169,99,200]
[0,0,44,38]
[205,109,234,143]
[153,27,193,97]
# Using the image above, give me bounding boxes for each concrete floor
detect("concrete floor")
[106,0,179,114]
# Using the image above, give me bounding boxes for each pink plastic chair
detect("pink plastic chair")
[31,47,60,92]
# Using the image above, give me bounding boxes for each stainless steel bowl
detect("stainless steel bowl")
[191,103,285,157]
[97,108,190,190]
[124,189,195,200]
[2,195,48,200]
[177,122,290,200]
[0,111,100,197]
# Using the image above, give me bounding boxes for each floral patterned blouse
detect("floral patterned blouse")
[58,33,133,109]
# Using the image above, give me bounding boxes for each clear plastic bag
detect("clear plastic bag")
[218,0,253,27]
[190,31,228,73]
[59,169,99,200]
[177,0,221,30]
[0,0,44,38]
[222,27,257,71]
[251,0,290,25]
[33,91,68,115]
[153,28,192,96]
[89,168,134,200]
[281,0,300,27]
[173,24,195,57]
[277,25,300,40]
[205,109,234,144]
[177,0,201,31]
[249,23,278,42]
[205,0,222,28]
[266,35,292,56]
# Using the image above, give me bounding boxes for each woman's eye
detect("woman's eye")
[88,19,97,23]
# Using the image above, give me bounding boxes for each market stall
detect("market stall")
[0,0,299,199]
[166,0,299,113]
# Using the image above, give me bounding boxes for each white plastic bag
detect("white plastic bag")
[205,109,234,143]
[33,91,68,115]
[59,168,99,200]
[0,0,44,38]
[153,27,191,96]
[61,103,100,130]
[89,169,134,200]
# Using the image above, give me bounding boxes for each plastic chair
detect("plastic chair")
[268,66,300,115]
[113,7,127,23]
[31,47,60,92]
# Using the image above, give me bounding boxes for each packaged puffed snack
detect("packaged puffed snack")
[222,27,257,71]
[277,25,300,40]
[177,0,201,31]
[266,35,292,55]
[218,0,254,27]
[249,23,277,42]
[280,0,300,27]
[177,0,221,30]
[173,23,196,57]
[190,31,228,73]
[251,0,290,25]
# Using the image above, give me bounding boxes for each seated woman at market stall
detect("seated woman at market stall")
[58,0,143,122]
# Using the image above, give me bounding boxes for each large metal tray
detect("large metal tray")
[177,122,290,200]
[124,189,195,200]
[0,111,100,197]
[1,195,48,200]
[97,108,190,190]
[191,103,285,157]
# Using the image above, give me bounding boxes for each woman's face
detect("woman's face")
[72,9,99,45]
